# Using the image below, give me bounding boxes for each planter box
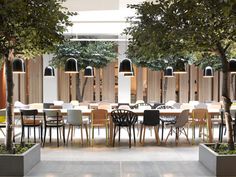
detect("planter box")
[199,143,236,176]
[0,143,41,176]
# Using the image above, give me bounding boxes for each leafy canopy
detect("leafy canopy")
[0,0,74,59]
[51,41,117,69]
[125,0,236,67]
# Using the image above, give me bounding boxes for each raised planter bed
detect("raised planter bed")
[0,143,40,176]
[199,143,236,176]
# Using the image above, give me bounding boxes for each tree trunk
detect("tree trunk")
[217,43,234,150]
[4,50,14,152]
[76,72,88,102]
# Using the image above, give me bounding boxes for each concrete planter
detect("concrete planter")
[0,143,40,176]
[199,143,236,176]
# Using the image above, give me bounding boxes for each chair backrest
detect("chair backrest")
[50,105,63,109]
[91,109,108,125]
[70,100,79,106]
[191,108,208,125]
[43,109,61,117]
[156,105,174,109]
[175,109,189,127]
[53,100,64,106]
[29,103,43,109]
[137,103,152,110]
[165,100,176,106]
[172,103,182,109]
[111,109,138,126]
[62,103,73,109]
[67,109,83,125]
[20,109,38,124]
[143,110,160,126]
[0,109,6,123]
[195,103,207,109]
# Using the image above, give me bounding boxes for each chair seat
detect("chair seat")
[45,122,64,127]
[160,116,176,123]
[23,119,41,126]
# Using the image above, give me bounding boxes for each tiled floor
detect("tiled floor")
[0,126,224,177]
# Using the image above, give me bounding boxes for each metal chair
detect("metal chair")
[111,109,138,148]
[43,109,65,147]
[20,109,42,143]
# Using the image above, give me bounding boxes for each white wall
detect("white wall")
[43,54,58,103]
[118,40,131,103]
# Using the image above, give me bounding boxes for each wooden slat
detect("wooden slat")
[58,69,70,102]
[198,69,212,102]
[95,68,101,102]
[163,75,175,102]
[147,69,161,102]
[189,65,198,101]
[179,66,189,103]
[213,71,219,101]
[136,67,143,101]
[102,62,115,102]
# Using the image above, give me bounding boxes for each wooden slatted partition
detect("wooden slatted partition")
[95,68,101,102]
[189,65,198,101]
[58,69,70,102]
[179,66,189,103]
[163,75,175,102]
[136,67,143,101]
[102,62,115,102]
[28,57,43,103]
[198,69,213,102]
[147,69,161,102]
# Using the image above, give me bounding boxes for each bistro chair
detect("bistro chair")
[90,109,109,146]
[156,105,176,141]
[0,109,6,136]
[67,109,89,146]
[111,109,138,148]
[140,110,160,145]
[165,109,190,145]
[189,108,209,144]
[20,109,42,143]
[43,109,65,147]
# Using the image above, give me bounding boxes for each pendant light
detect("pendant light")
[13,58,25,73]
[65,58,79,73]
[44,66,55,77]
[119,59,133,74]
[84,66,94,77]
[229,59,236,74]
[164,66,174,77]
[173,59,187,74]
[203,66,214,78]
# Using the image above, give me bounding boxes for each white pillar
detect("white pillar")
[118,40,131,103]
[43,54,58,103]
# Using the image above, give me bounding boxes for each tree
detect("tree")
[0,0,73,152]
[50,40,117,101]
[125,0,236,149]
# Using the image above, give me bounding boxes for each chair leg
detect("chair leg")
[139,124,143,143]
[133,125,136,146]
[40,125,43,144]
[175,127,179,145]
[81,125,84,146]
[154,126,160,145]
[161,121,164,140]
[27,127,30,142]
[183,128,190,144]
[164,127,172,144]
[113,125,116,147]
[21,126,24,144]
[67,125,71,144]
[142,125,146,145]
[43,127,47,147]
[118,126,121,143]
[85,124,89,145]
[34,126,36,143]
[57,127,59,147]
[129,126,131,148]
[49,127,52,143]
[63,126,65,145]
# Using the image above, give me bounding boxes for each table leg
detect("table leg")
[109,116,113,146]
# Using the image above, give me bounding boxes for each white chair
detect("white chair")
[165,100,176,106]
[53,100,64,106]
[67,109,89,145]
[195,103,207,109]
[70,100,79,107]
[189,101,200,107]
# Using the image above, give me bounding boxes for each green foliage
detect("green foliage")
[50,41,117,69]
[0,0,74,59]
[209,143,236,155]
[0,144,34,154]
[125,0,236,65]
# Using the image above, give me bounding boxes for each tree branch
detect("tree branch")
[224,42,231,52]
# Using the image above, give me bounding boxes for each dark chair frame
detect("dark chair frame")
[111,109,138,148]
[20,109,42,143]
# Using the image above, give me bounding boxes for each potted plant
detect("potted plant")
[125,0,235,176]
[0,0,72,176]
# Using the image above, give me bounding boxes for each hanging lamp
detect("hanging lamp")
[119,59,133,74]
[203,66,214,78]
[164,66,174,77]
[84,66,94,77]
[13,58,25,73]
[229,59,236,74]
[65,58,79,73]
[44,66,55,77]
[173,59,187,74]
